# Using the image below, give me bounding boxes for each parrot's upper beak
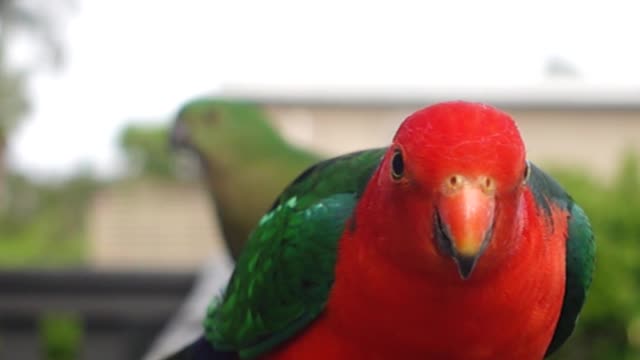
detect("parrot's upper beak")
[170,117,191,149]
[434,179,496,280]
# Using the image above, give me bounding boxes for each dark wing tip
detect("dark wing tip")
[163,336,237,360]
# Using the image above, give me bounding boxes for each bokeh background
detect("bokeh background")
[1,1,640,359]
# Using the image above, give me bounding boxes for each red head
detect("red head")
[360,101,529,280]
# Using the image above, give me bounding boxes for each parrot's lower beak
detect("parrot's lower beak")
[435,185,495,280]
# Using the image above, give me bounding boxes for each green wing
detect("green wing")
[204,148,386,359]
[527,164,596,357]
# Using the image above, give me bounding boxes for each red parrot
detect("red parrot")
[166,101,595,360]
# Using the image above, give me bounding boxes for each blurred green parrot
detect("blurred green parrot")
[170,98,319,260]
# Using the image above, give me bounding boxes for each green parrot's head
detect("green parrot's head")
[170,98,285,167]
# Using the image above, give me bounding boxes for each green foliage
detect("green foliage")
[548,152,640,359]
[39,313,84,360]
[119,124,175,178]
[0,173,98,266]
[0,64,29,140]
[0,0,72,142]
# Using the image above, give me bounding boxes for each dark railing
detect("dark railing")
[0,269,195,360]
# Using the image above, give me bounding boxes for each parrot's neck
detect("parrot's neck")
[193,141,317,260]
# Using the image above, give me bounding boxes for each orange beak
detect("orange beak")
[435,184,496,279]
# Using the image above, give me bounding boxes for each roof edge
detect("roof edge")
[213,84,640,110]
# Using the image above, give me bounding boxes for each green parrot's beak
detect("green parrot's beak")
[170,117,191,149]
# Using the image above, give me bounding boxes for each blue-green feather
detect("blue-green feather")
[528,165,596,357]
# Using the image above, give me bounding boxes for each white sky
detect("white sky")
[7,0,640,179]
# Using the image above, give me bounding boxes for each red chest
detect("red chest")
[266,203,568,360]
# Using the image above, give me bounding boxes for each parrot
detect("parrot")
[165,101,595,359]
[170,98,320,259]
[151,99,320,360]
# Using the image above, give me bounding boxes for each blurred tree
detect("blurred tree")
[119,124,175,178]
[0,171,98,266]
[0,0,68,68]
[548,152,640,359]
[0,0,72,199]
[0,63,28,194]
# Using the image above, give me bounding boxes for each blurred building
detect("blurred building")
[88,180,221,270]
[225,85,640,182]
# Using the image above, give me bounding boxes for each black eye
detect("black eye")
[523,161,531,183]
[391,149,404,180]
[204,110,219,125]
